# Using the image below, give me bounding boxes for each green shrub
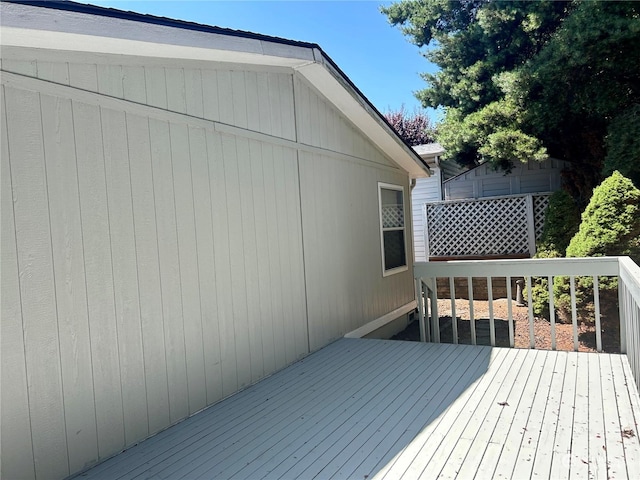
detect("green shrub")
[529,247,562,318]
[537,190,581,255]
[565,171,640,261]
[528,191,580,318]
[554,171,640,320]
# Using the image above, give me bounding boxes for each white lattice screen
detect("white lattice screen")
[425,193,550,258]
[382,205,404,228]
[533,195,550,241]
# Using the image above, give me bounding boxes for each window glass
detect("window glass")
[379,183,407,275]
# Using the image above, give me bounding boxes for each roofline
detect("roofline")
[2,0,430,176]
[5,0,321,50]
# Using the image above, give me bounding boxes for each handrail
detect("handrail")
[618,257,640,390]
[414,256,640,394]
[415,256,621,279]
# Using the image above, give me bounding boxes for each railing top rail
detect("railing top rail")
[414,256,622,279]
[619,256,640,304]
[425,191,553,207]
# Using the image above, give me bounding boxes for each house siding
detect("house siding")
[443,157,568,200]
[1,50,415,479]
[293,75,414,351]
[411,171,442,262]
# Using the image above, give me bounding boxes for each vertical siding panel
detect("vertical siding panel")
[279,74,295,141]
[6,87,69,479]
[317,98,328,150]
[294,77,309,145]
[101,108,149,444]
[201,69,220,122]
[249,140,276,374]
[216,70,233,125]
[132,117,171,431]
[273,146,297,364]
[145,67,168,110]
[267,72,283,139]
[190,126,223,404]
[122,66,146,104]
[231,71,248,130]
[208,132,238,396]
[284,149,308,357]
[171,123,207,413]
[184,69,204,119]
[1,85,36,480]
[299,152,323,350]
[40,94,98,473]
[96,65,124,98]
[73,101,125,459]
[262,144,287,366]
[338,162,351,332]
[36,60,70,84]
[145,117,189,422]
[165,67,187,114]
[256,72,271,136]
[236,137,264,382]
[245,71,260,133]
[222,134,252,389]
[68,63,98,92]
[308,91,321,148]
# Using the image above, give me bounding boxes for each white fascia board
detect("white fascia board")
[295,62,429,178]
[0,26,313,69]
[0,2,315,66]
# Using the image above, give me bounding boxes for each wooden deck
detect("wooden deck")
[76,338,640,479]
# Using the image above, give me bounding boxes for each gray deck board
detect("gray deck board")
[76,338,640,480]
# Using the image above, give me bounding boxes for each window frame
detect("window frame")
[378,182,408,277]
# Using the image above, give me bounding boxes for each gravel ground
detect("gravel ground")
[391,298,620,353]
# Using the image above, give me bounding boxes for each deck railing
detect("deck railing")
[414,256,640,392]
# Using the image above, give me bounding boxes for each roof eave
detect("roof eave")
[1,0,430,178]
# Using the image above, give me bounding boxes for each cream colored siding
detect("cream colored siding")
[293,76,397,169]
[412,171,442,262]
[1,76,308,477]
[293,75,414,350]
[297,154,414,350]
[2,53,297,141]
[1,54,415,478]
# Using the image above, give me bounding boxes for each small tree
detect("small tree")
[384,106,437,146]
[554,171,640,322]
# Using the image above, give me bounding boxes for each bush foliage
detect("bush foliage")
[528,190,581,317]
[537,190,581,255]
[554,171,640,319]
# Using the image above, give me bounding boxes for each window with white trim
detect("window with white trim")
[378,183,408,276]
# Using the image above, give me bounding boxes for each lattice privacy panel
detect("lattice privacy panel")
[425,193,550,258]
[533,194,550,241]
[382,205,404,228]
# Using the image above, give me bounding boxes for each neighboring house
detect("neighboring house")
[411,143,467,262]
[444,157,569,200]
[411,143,444,262]
[412,150,570,261]
[0,2,430,479]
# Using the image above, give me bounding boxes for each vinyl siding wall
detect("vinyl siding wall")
[1,51,413,479]
[411,171,442,262]
[443,157,567,200]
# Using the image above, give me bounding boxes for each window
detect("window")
[378,183,408,276]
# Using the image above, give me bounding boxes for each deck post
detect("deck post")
[416,278,426,342]
[618,278,627,355]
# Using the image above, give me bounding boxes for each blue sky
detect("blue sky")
[82,1,440,120]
